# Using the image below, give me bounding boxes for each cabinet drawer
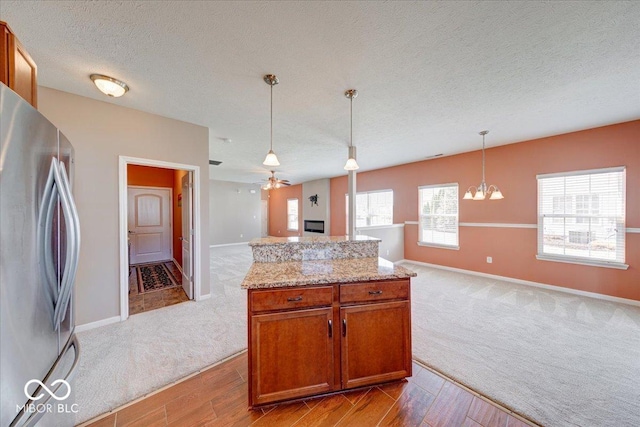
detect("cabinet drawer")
[340,280,409,304]
[251,286,333,313]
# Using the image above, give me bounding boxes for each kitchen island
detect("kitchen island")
[242,236,417,407]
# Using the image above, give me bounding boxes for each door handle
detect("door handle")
[179,236,183,241]
[37,158,59,314]
[11,335,80,427]
[342,319,347,337]
[128,230,135,234]
[328,319,333,338]
[53,161,80,331]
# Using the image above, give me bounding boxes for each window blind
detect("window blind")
[418,184,458,247]
[287,198,298,231]
[345,190,393,232]
[537,167,625,265]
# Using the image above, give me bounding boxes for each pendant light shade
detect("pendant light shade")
[344,158,359,171]
[263,150,279,167]
[344,89,360,170]
[344,146,359,171]
[262,74,280,167]
[464,131,504,201]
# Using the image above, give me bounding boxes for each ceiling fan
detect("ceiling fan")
[260,170,291,190]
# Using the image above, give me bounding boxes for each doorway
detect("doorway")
[127,186,173,264]
[119,156,202,321]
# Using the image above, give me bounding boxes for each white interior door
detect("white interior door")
[181,173,193,299]
[128,187,172,264]
[261,200,268,237]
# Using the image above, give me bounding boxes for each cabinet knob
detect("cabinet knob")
[342,319,347,337]
[369,290,383,295]
[328,319,332,338]
[287,296,303,302]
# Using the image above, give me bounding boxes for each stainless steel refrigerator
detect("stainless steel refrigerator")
[1,84,81,426]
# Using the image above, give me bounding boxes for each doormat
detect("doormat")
[162,261,182,286]
[136,262,180,294]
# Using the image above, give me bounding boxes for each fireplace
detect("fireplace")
[304,220,325,234]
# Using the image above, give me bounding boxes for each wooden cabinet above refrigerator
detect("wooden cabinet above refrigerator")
[1,21,37,108]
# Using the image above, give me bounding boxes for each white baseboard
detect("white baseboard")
[75,316,121,333]
[400,259,640,308]
[209,241,250,248]
[199,293,212,301]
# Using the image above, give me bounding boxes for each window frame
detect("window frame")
[345,189,394,234]
[286,198,299,231]
[536,166,627,270]
[418,183,459,250]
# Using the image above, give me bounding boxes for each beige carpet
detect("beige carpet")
[74,245,252,424]
[405,261,640,427]
[75,245,640,426]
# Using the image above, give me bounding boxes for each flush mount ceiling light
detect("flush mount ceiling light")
[262,74,280,167]
[90,74,129,97]
[463,130,504,200]
[344,89,359,171]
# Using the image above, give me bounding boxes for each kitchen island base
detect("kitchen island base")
[247,278,412,408]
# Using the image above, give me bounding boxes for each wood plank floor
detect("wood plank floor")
[82,352,535,427]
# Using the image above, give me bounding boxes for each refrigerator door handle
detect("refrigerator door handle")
[10,335,81,427]
[37,158,60,318]
[52,161,80,331]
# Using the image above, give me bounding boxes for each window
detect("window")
[345,190,393,232]
[537,167,626,268]
[418,184,458,248]
[287,198,299,231]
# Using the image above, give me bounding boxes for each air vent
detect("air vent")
[209,160,222,166]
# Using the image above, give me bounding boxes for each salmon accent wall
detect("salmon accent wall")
[127,165,187,268]
[329,120,639,301]
[127,164,175,187]
[267,184,303,237]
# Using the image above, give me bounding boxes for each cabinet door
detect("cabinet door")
[341,301,412,389]
[250,307,334,406]
[0,23,37,108]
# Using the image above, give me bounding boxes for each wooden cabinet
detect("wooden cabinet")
[250,307,335,406]
[1,21,38,108]
[341,301,412,389]
[247,279,411,407]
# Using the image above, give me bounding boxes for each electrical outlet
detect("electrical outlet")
[386,249,390,256]
[486,256,492,264]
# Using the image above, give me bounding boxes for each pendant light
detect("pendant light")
[262,74,280,167]
[344,89,360,171]
[463,131,504,200]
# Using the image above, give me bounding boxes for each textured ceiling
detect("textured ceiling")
[2,1,639,184]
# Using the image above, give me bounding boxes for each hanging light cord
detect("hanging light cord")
[349,96,353,148]
[270,83,273,151]
[482,132,486,185]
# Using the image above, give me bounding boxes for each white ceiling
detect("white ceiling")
[3,1,639,185]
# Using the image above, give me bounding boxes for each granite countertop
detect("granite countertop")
[241,257,417,289]
[248,235,381,246]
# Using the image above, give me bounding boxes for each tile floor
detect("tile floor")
[128,262,189,315]
[84,352,533,427]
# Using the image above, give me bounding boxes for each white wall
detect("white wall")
[38,87,210,326]
[302,178,330,236]
[210,180,262,245]
[357,225,405,262]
